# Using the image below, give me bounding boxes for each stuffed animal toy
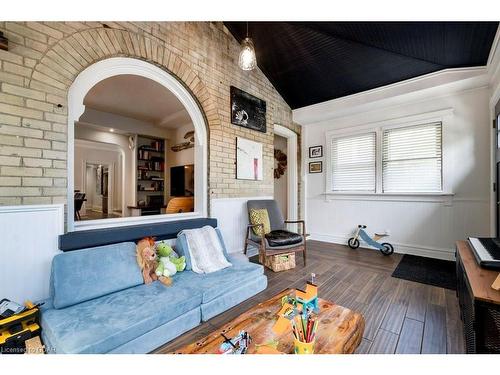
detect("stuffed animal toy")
[155,241,182,277]
[136,237,171,286]
[156,241,186,273]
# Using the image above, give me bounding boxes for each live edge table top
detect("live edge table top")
[172,289,365,354]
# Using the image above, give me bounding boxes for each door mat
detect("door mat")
[392,254,456,290]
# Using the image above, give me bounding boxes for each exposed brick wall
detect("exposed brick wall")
[0,22,300,210]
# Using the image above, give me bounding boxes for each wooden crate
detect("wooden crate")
[259,252,296,272]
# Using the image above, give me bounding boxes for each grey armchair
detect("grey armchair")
[244,199,307,266]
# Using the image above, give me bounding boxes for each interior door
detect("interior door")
[496,100,500,236]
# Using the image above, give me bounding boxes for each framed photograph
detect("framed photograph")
[309,145,323,158]
[236,137,263,180]
[309,161,322,174]
[230,86,267,133]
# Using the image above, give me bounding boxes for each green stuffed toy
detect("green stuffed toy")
[156,241,186,275]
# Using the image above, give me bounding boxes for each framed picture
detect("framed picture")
[309,161,322,174]
[236,137,263,180]
[230,86,267,133]
[309,145,323,158]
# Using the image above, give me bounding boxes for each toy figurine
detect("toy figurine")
[218,331,252,354]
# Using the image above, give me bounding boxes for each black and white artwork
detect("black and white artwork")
[309,145,323,158]
[230,86,266,133]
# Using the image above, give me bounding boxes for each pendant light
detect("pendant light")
[238,22,257,71]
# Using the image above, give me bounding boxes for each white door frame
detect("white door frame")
[274,124,298,221]
[67,57,208,231]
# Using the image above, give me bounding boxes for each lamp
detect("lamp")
[238,22,257,71]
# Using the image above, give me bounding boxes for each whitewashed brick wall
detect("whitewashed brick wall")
[0,21,301,210]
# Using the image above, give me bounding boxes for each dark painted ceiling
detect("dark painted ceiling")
[224,22,499,109]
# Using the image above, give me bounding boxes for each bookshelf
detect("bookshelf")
[136,135,165,205]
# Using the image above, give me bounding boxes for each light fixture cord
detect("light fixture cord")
[246,22,249,38]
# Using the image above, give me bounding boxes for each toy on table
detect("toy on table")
[348,225,394,256]
[272,274,319,335]
[217,331,251,354]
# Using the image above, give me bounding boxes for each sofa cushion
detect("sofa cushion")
[174,257,264,303]
[51,242,143,309]
[41,281,202,353]
[176,228,230,271]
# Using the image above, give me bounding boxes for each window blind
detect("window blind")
[382,122,442,193]
[331,132,376,192]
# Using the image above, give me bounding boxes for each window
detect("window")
[382,123,442,193]
[331,132,376,192]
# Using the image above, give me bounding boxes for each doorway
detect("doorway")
[274,124,298,221]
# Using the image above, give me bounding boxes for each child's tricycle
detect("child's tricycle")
[348,225,394,256]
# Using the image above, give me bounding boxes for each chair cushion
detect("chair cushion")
[50,242,143,309]
[41,281,202,354]
[265,230,303,247]
[173,258,264,303]
[249,208,271,236]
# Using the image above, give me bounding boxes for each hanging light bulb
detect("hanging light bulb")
[238,23,257,71]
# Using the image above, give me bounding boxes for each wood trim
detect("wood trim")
[456,240,500,305]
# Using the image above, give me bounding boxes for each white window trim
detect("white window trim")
[67,57,208,232]
[324,108,454,199]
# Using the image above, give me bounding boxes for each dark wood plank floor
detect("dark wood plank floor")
[154,240,464,354]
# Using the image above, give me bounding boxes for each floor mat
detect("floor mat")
[391,254,456,290]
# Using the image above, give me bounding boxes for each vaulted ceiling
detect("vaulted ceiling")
[224,22,499,109]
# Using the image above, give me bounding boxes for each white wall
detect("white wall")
[274,134,288,217]
[298,84,492,260]
[0,205,64,303]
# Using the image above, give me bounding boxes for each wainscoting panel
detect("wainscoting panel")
[0,204,64,303]
[211,196,272,255]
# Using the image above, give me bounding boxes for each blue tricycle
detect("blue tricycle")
[348,225,394,256]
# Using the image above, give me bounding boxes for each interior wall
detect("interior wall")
[301,87,492,260]
[274,134,288,216]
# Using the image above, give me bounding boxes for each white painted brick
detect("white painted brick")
[52,160,66,169]
[44,131,66,142]
[1,166,43,177]
[51,196,67,204]
[25,138,51,149]
[42,187,66,196]
[26,99,54,112]
[2,84,45,101]
[23,196,52,204]
[51,141,66,151]
[0,114,21,126]
[22,118,51,131]
[23,157,52,168]
[0,187,41,196]
[26,22,64,40]
[42,149,66,160]
[0,146,42,158]
[51,123,66,133]
[0,177,21,186]
[53,178,66,187]
[22,177,52,186]
[0,71,25,86]
[44,112,67,124]
[5,22,48,43]
[3,61,32,77]
[0,103,43,120]
[0,197,21,204]
[0,155,21,166]
[0,135,23,146]
[0,50,23,65]
[0,124,43,138]
[0,92,24,107]
[43,168,66,177]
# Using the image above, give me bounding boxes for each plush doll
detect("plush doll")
[136,237,171,286]
[155,241,179,277]
[157,241,186,273]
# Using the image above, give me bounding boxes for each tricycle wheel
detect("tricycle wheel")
[380,242,394,256]
[348,238,359,249]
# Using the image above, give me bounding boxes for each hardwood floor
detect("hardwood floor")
[154,240,464,354]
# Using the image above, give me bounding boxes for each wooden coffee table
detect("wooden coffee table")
[173,289,365,354]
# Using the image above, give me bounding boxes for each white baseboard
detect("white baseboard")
[309,232,455,261]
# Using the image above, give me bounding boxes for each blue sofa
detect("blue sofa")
[40,229,267,354]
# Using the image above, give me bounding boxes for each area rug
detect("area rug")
[391,254,456,290]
